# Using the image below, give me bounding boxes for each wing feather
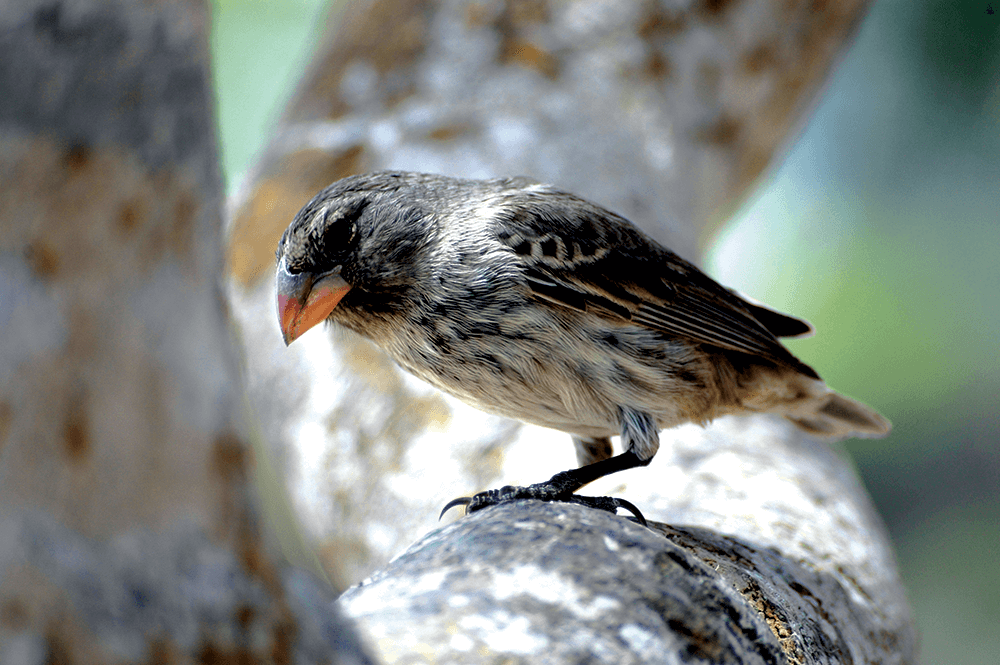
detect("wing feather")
[494,190,817,376]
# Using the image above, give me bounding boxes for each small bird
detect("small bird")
[276,172,890,525]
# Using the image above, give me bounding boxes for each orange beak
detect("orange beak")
[276,257,352,345]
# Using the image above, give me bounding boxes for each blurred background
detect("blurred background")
[210,1,999,663]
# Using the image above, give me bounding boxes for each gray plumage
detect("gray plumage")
[276,171,889,515]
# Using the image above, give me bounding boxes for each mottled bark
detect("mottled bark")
[340,419,915,664]
[0,1,370,662]
[225,0,917,663]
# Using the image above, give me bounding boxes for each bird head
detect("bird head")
[275,173,439,345]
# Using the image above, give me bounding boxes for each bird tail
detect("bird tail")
[781,382,891,439]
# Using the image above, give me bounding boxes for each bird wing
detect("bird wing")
[493,191,815,373]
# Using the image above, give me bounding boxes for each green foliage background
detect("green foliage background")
[211,1,1000,662]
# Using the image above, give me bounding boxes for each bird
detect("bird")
[275,171,890,525]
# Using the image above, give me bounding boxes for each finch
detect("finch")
[276,171,890,525]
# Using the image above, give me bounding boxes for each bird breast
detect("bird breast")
[359,277,721,439]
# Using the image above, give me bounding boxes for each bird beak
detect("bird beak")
[276,257,352,346]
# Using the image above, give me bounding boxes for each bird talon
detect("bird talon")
[439,485,649,527]
[439,496,473,520]
[611,498,648,526]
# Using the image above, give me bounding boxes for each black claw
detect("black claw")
[611,497,647,526]
[439,496,473,520]
[439,488,648,527]
[562,494,648,526]
[439,453,652,525]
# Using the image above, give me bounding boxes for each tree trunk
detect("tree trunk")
[0,1,371,662]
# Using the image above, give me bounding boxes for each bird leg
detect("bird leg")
[440,449,651,526]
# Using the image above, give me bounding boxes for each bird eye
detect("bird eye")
[324,218,356,248]
[321,198,365,251]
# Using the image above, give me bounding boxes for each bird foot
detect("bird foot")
[440,483,647,526]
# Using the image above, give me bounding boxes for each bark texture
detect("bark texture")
[0,1,370,662]
[339,419,915,664]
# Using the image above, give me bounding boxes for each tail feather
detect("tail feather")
[786,391,891,439]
